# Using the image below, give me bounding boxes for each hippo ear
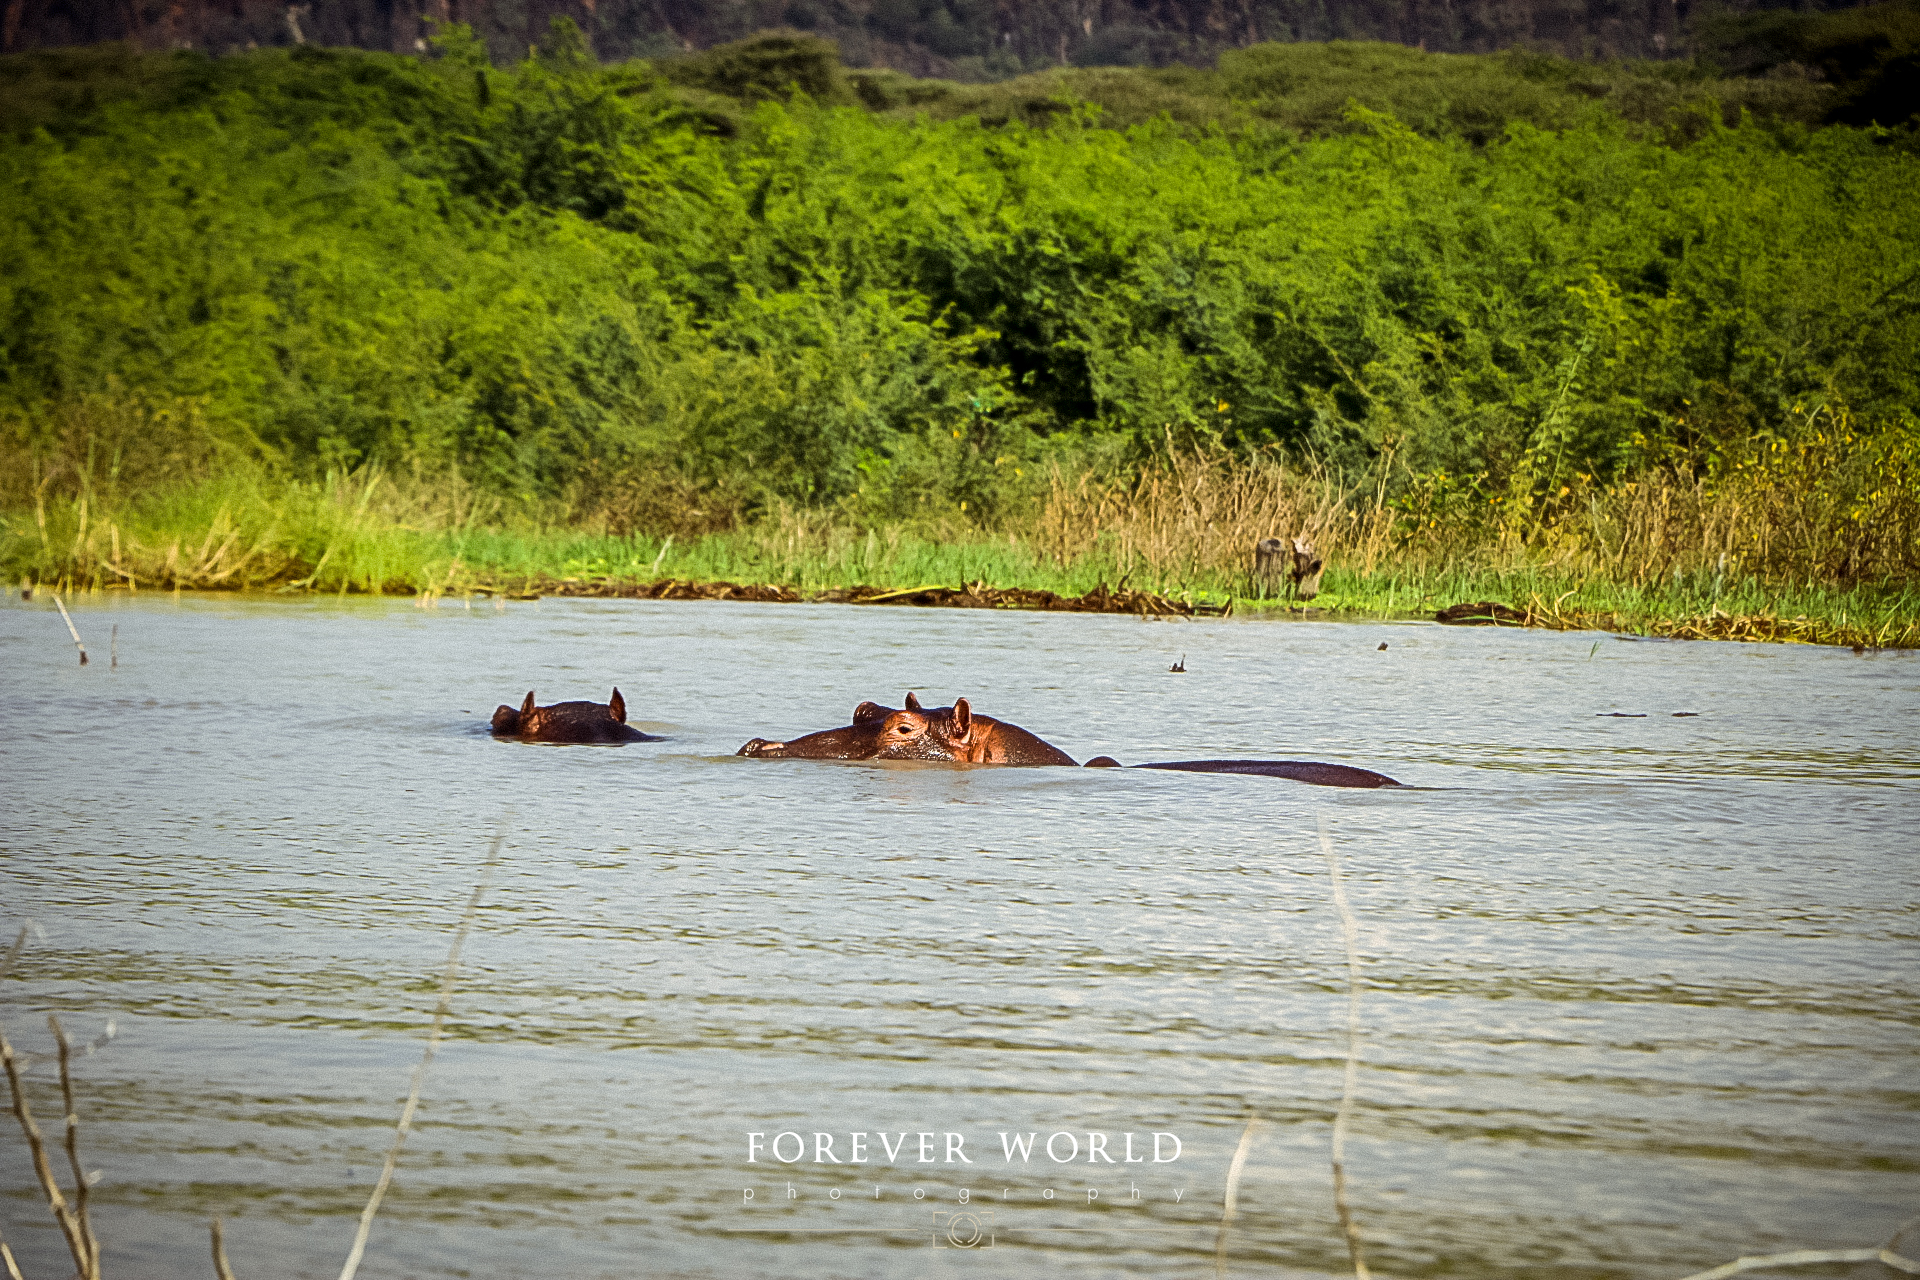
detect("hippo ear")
[609,688,627,723]
[853,701,890,724]
[952,697,972,740]
[905,692,924,712]
[521,691,536,716]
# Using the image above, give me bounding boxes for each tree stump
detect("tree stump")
[1253,537,1286,598]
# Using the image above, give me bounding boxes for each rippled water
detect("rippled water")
[1,593,1915,1279]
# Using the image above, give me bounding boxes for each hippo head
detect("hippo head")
[491,691,537,736]
[871,693,982,762]
[736,700,897,759]
[492,688,640,742]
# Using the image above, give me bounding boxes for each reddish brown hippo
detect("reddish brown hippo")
[490,688,662,743]
[738,694,1070,763]
[739,693,1399,787]
[905,694,1074,764]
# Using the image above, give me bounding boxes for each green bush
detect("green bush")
[1,32,1916,549]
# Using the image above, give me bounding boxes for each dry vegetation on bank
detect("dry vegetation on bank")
[9,403,1916,646]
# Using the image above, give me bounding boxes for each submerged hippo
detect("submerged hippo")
[490,688,662,743]
[877,694,1075,765]
[735,699,896,759]
[738,694,1072,765]
[739,693,1399,787]
[1082,756,1400,788]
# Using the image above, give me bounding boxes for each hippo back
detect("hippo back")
[1132,759,1400,789]
[974,719,1077,766]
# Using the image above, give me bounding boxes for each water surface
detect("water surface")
[1,594,1915,1279]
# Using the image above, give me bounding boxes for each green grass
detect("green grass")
[15,487,1912,646]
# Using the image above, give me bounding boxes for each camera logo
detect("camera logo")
[932,1209,994,1249]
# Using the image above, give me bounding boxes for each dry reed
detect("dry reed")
[1673,1244,1918,1280]
[1674,1207,1917,1280]
[210,1218,237,1280]
[336,826,505,1280]
[1318,815,1372,1280]
[1034,451,1396,590]
[1214,1119,1263,1278]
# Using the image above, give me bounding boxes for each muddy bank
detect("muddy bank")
[502,576,1230,617]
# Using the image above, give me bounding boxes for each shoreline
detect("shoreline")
[26,572,1918,650]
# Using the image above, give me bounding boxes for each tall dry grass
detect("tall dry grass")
[1028,409,1919,594]
[1032,451,1397,590]
[1539,412,1920,586]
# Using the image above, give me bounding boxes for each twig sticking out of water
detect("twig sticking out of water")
[1214,1118,1262,1278]
[49,1015,102,1277]
[0,1230,23,1280]
[0,1021,99,1279]
[336,825,507,1280]
[1672,1213,1920,1280]
[211,1217,239,1280]
[52,595,88,665]
[1318,814,1371,1280]
[1672,1245,1918,1280]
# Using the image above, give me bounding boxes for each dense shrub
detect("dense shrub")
[1,29,1915,540]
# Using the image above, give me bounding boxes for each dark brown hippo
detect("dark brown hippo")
[740,694,1398,787]
[736,700,896,759]
[1082,757,1400,788]
[490,688,662,743]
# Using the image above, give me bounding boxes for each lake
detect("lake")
[1,593,1915,1279]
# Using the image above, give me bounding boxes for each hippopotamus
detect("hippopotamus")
[490,688,662,743]
[739,694,1399,787]
[1081,756,1400,788]
[735,699,895,759]
[737,694,1071,764]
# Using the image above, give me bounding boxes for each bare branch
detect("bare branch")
[1,1024,93,1275]
[49,1014,101,1278]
